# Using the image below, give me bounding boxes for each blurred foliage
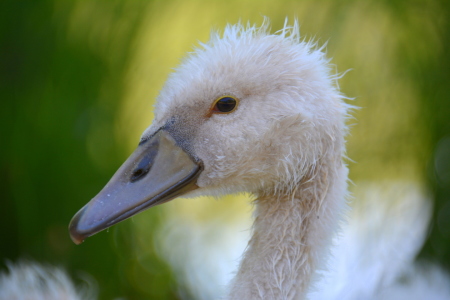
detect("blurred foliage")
[0,0,449,299]
[0,1,178,299]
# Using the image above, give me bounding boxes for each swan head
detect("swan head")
[69,21,348,244]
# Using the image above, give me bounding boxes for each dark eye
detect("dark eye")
[212,96,238,114]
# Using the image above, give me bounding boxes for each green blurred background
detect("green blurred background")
[1,0,449,299]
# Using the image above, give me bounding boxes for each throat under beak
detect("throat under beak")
[69,129,202,244]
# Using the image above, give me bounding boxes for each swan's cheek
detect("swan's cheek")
[196,154,238,188]
[192,124,266,190]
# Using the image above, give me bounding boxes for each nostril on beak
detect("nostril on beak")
[130,139,159,182]
[131,167,149,182]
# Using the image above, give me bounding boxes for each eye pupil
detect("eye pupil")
[214,97,237,113]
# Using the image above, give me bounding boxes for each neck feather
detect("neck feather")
[227,160,348,300]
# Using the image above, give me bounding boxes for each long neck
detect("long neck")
[227,161,348,300]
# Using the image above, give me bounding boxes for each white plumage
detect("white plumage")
[0,261,95,300]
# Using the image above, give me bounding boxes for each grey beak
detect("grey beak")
[69,130,202,244]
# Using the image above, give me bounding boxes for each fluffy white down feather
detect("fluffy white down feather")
[308,181,450,300]
[0,261,94,300]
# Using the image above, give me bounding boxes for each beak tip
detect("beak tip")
[69,207,88,245]
[70,233,85,245]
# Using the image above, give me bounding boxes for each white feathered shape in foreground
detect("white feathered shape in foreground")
[0,261,95,300]
[2,20,449,300]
